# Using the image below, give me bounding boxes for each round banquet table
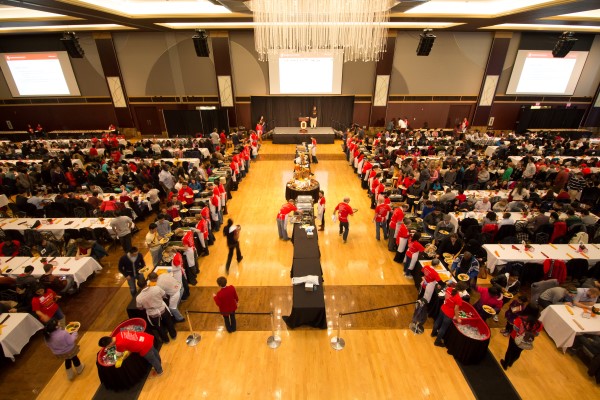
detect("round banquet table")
[285,182,320,202]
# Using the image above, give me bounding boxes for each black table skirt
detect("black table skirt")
[445,322,490,365]
[96,351,150,391]
[285,184,320,202]
[291,224,320,259]
[291,257,323,278]
[283,283,327,329]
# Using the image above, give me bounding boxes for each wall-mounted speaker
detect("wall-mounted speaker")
[60,32,84,58]
[192,30,210,57]
[552,32,577,58]
[416,29,436,56]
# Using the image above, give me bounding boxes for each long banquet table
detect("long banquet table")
[0,313,44,361]
[540,304,600,352]
[0,217,115,239]
[483,244,598,273]
[1,256,102,286]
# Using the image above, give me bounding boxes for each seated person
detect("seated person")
[537,285,576,309]
[15,265,37,289]
[498,212,516,226]
[99,196,118,214]
[0,239,21,257]
[36,239,60,258]
[572,287,600,311]
[39,263,76,295]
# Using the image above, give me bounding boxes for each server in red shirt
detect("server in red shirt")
[317,190,326,231]
[373,198,391,241]
[431,281,468,347]
[403,232,425,277]
[277,199,297,241]
[387,205,406,252]
[99,330,163,376]
[333,197,355,243]
[177,182,194,206]
[213,276,239,333]
[393,217,412,263]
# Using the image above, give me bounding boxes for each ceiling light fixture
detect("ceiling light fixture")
[244,0,395,62]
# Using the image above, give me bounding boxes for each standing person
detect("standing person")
[118,247,145,297]
[43,319,84,381]
[500,305,543,370]
[501,295,528,336]
[136,278,177,343]
[110,211,135,252]
[224,219,243,274]
[99,331,163,377]
[404,232,425,278]
[431,281,468,347]
[317,190,326,231]
[276,199,297,241]
[145,223,164,268]
[310,136,318,163]
[374,198,391,241]
[148,272,184,323]
[333,197,355,244]
[394,217,412,263]
[310,106,317,129]
[213,276,239,333]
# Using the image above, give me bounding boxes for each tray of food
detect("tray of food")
[457,273,469,281]
[482,305,496,315]
[65,321,80,334]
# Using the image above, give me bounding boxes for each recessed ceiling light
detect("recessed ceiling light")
[404,0,558,17]
[0,24,133,32]
[64,0,231,17]
[481,23,600,32]
[0,5,70,19]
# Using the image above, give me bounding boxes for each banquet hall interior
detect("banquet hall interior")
[1,1,600,399]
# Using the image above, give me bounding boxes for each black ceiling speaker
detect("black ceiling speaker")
[192,30,210,57]
[552,31,577,58]
[60,32,84,58]
[416,29,436,56]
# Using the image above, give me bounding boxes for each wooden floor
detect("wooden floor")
[2,142,599,400]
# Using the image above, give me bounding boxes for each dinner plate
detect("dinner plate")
[482,305,496,315]
[442,253,453,258]
[173,217,182,222]
[181,209,189,213]
[503,292,514,299]
[185,194,194,198]
[193,190,199,194]
[428,225,437,230]
[439,230,449,235]
[457,273,469,281]
[159,238,169,245]
[65,321,80,334]
[407,194,417,199]
[414,218,423,223]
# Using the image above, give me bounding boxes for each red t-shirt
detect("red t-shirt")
[114,331,154,356]
[389,208,405,230]
[213,285,239,315]
[31,288,59,318]
[318,197,326,207]
[277,203,297,220]
[334,202,354,222]
[374,204,391,222]
[441,290,463,318]
[406,239,425,259]
[178,187,194,205]
[183,230,195,248]
[396,223,410,245]
[421,265,441,288]
[196,219,208,239]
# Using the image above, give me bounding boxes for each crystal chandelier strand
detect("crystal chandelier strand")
[246,0,394,62]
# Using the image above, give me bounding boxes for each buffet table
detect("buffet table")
[0,256,102,286]
[483,244,597,273]
[0,313,44,361]
[540,305,600,352]
[283,224,327,329]
[444,302,490,365]
[285,182,320,202]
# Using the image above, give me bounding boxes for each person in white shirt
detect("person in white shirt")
[158,166,175,191]
[148,272,184,322]
[474,197,492,212]
[498,212,516,226]
[136,278,177,342]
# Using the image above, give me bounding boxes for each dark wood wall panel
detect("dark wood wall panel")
[386,103,475,130]
[352,103,371,128]
[370,106,387,127]
[0,104,117,131]
[585,108,600,128]
[489,103,522,131]
[235,103,251,129]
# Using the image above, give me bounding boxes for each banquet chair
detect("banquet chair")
[80,228,96,241]
[566,258,589,282]
[496,225,516,243]
[63,229,82,243]
[40,231,64,256]
[73,207,87,218]
[18,245,32,257]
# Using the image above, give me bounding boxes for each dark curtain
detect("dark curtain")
[516,106,585,134]
[163,109,229,137]
[251,96,354,131]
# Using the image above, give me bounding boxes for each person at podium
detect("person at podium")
[310,106,317,129]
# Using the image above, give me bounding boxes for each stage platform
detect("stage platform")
[272,126,335,144]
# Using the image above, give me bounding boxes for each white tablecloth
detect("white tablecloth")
[539,305,600,351]
[0,313,44,360]
[0,217,114,239]
[0,194,9,208]
[483,244,600,273]
[1,256,102,286]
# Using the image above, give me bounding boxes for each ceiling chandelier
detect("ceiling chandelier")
[245,0,395,62]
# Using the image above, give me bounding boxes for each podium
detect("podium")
[298,117,309,133]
